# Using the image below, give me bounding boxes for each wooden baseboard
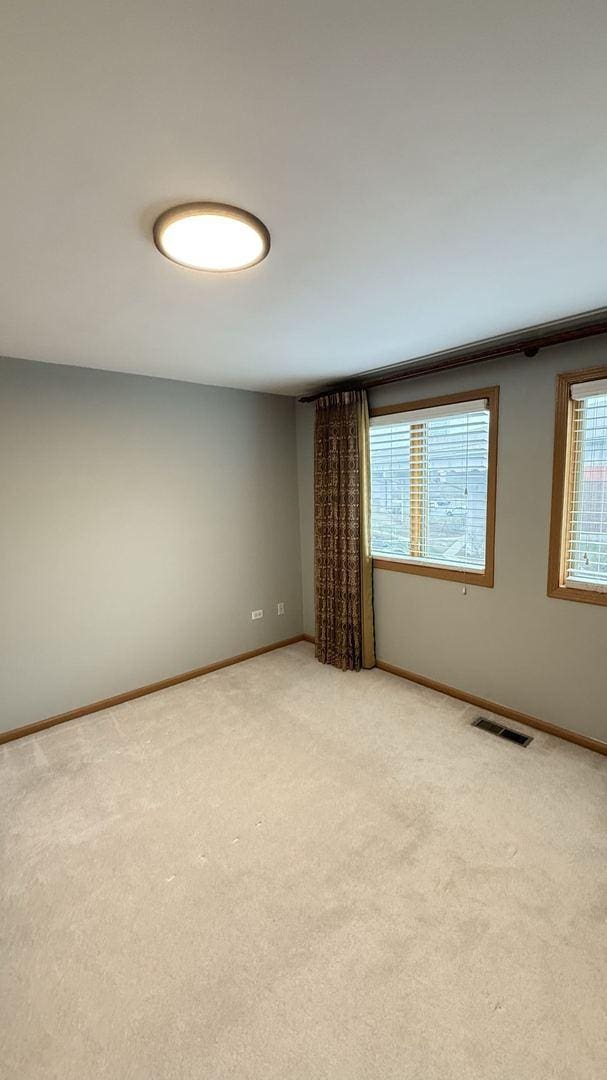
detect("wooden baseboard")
[5,634,604,757]
[0,635,306,746]
[298,637,606,756]
[375,659,607,756]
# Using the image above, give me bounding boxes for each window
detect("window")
[548,367,607,605]
[369,387,498,586]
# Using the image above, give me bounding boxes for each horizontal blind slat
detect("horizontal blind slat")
[565,392,607,588]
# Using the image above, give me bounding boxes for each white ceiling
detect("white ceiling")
[2,1,607,395]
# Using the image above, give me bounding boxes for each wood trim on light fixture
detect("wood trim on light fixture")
[153,201,271,272]
[370,385,499,587]
[547,364,607,606]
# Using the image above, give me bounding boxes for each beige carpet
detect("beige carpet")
[1,642,606,1079]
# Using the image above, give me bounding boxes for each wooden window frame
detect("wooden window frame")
[370,386,499,587]
[547,365,607,606]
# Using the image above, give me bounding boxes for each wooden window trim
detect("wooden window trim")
[370,386,499,587]
[547,365,607,606]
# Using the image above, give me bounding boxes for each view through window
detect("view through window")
[566,382,607,589]
[370,399,490,573]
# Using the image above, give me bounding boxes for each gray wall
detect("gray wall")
[297,337,607,743]
[1,357,302,732]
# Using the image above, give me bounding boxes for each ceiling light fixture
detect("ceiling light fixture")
[153,202,270,272]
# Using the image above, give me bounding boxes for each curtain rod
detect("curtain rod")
[298,306,607,403]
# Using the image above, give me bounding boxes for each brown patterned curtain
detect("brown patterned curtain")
[314,390,375,671]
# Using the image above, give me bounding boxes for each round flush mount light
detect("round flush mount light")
[153,202,270,272]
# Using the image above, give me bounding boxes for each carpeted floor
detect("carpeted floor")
[1,641,606,1079]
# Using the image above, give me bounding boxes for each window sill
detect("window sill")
[372,556,493,588]
[547,582,607,607]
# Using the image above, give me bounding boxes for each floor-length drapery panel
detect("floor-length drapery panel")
[314,390,375,670]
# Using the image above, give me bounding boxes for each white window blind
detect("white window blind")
[565,379,607,590]
[370,398,490,572]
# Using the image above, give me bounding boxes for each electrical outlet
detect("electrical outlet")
[251,609,263,620]
[277,602,285,616]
